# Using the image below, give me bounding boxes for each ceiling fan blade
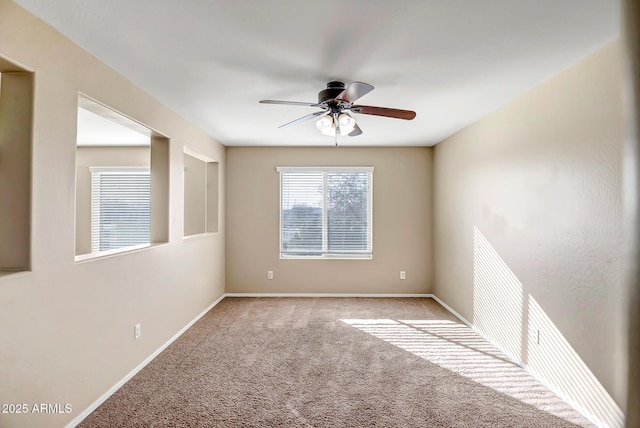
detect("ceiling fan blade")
[260,100,321,107]
[350,105,416,120]
[279,110,328,128]
[335,82,374,103]
[348,123,363,137]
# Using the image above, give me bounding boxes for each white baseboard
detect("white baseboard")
[68,291,605,428]
[66,294,225,428]
[224,293,434,298]
[429,294,609,428]
[430,294,530,370]
[68,292,429,426]
[429,294,473,328]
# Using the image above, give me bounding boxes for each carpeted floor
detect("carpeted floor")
[79,297,594,427]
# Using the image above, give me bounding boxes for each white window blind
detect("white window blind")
[90,167,151,253]
[278,167,373,258]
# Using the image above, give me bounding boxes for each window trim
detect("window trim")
[277,166,374,260]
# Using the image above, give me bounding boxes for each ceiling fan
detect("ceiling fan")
[259,81,416,140]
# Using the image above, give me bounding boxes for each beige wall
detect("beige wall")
[1,1,628,427]
[622,0,640,424]
[0,69,32,272]
[75,146,150,255]
[226,147,433,294]
[183,153,206,236]
[0,2,225,427]
[433,41,625,426]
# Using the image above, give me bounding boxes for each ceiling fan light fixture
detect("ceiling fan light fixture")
[338,113,356,136]
[316,114,336,136]
[261,81,416,138]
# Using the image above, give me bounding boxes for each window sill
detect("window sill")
[0,270,31,281]
[74,242,167,263]
[183,232,218,241]
[280,255,373,260]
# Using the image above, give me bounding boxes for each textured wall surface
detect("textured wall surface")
[433,41,625,426]
[0,1,225,427]
[622,0,640,424]
[226,146,433,294]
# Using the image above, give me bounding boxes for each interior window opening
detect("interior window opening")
[75,95,169,260]
[0,58,34,276]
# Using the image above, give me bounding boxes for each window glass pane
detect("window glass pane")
[281,172,323,255]
[327,172,369,253]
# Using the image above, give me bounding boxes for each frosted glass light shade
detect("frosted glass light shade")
[338,113,356,136]
[316,114,336,136]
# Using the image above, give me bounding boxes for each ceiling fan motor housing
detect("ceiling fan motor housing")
[318,81,346,104]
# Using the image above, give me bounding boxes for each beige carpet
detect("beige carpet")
[79,297,593,427]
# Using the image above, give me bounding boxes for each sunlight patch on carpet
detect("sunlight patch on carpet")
[340,318,590,426]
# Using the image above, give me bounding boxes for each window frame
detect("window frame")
[277,166,373,260]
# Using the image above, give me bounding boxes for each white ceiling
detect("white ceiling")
[77,108,150,146]
[14,0,619,147]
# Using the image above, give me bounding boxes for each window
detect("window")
[278,167,373,259]
[90,167,150,252]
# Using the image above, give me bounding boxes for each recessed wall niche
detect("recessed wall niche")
[183,147,219,237]
[75,95,169,259]
[0,57,33,276]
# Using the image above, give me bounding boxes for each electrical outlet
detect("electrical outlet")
[134,323,141,339]
[400,271,406,280]
[267,270,274,280]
